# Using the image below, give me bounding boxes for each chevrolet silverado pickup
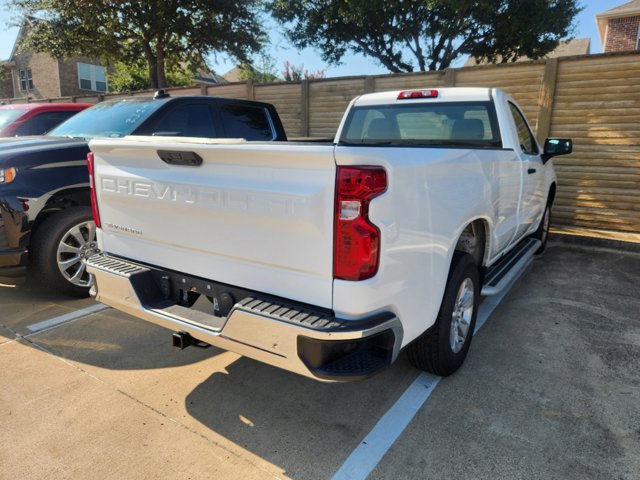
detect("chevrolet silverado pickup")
[0,93,285,296]
[86,88,572,380]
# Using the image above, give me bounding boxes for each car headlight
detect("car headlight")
[0,168,17,185]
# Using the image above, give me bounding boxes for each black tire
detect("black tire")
[30,206,96,297]
[407,251,480,376]
[533,203,551,254]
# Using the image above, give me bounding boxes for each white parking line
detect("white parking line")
[26,303,109,334]
[332,259,534,480]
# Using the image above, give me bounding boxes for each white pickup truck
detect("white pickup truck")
[86,88,572,381]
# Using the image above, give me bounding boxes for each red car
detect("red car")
[0,103,92,137]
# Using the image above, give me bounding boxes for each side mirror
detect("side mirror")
[542,138,572,163]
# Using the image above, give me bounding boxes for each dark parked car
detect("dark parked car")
[0,93,287,296]
[0,103,91,137]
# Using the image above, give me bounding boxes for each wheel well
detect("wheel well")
[454,220,488,267]
[548,183,557,207]
[30,188,90,243]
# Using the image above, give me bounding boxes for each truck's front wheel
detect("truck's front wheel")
[30,207,96,297]
[533,203,551,254]
[407,252,479,376]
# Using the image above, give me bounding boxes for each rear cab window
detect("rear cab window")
[219,104,275,140]
[340,101,502,148]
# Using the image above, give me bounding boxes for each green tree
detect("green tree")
[10,0,266,88]
[269,0,582,72]
[107,62,149,93]
[282,61,325,81]
[108,61,197,93]
[237,54,281,83]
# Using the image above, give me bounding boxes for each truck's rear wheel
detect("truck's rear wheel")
[407,252,479,376]
[30,207,96,297]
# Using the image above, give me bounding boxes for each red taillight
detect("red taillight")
[397,89,438,100]
[334,167,387,281]
[86,152,101,228]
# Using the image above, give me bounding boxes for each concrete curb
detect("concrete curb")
[549,232,640,253]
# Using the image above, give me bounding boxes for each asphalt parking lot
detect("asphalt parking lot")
[1,240,639,480]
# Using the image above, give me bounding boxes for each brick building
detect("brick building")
[596,0,640,52]
[1,18,108,101]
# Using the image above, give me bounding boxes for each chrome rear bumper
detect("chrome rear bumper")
[87,254,403,381]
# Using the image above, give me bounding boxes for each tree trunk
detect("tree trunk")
[156,36,167,88]
[143,43,158,89]
[148,60,159,89]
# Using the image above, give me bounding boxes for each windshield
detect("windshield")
[48,98,166,139]
[0,108,27,129]
[340,101,502,148]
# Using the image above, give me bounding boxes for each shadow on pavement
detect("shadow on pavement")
[184,352,420,480]
[0,276,79,304]
[17,307,223,370]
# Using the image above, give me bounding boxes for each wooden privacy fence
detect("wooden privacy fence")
[6,51,640,233]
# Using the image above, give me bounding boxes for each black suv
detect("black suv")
[0,93,287,296]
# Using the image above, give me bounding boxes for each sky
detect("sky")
[0,1,627,79]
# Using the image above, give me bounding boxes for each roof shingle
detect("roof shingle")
[602,0,640,14]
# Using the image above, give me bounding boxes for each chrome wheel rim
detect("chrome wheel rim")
[541,207,550,244]
[450,278,474,354]
[56,220,96,287]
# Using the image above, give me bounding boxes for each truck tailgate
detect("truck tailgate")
[89,138,336,308]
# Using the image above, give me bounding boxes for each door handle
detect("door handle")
[527,168,537,174]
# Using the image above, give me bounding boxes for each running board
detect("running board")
[481,238,541,296]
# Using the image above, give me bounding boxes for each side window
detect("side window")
[16,111,78,135]
[219,104,274,140]
[150,104,217,138]
[508,103,538,155]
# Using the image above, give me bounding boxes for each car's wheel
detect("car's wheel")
[407,251,480,376]
[533,203,551,254]
[30,206,97,297]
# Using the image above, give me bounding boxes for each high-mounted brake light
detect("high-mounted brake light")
[397,89,438,100]
[334,167,387,281]
[86,152,101,228]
